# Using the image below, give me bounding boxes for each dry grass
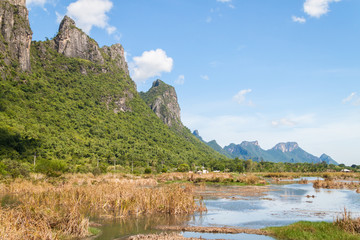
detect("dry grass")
[0,175,203,240]
[156,172,266,185]
[313,179,360,190]
[334,208,360,234]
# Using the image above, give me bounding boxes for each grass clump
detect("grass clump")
[334,208,360,234]
[266,221,360,240]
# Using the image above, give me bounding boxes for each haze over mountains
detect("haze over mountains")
[193,130,338,165]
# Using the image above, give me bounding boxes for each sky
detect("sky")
[27,0,360,165]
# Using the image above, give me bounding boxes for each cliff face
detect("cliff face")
[140,79,183,128]
[0,0,32,71]
[102,44,129,75]
[53,16,104,65]
[53,16,129,75]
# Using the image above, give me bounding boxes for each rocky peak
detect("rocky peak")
[53,16,104,64]
[101,43,129,75]
[140,79,183,129]
[0,0,32,71]
[7,0,25,6]
[320,154,338,165]
[193,130,200,137]
[240,141,259,147]
[273,142,299,152]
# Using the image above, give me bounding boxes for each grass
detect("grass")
[313,179,360,190]
[267,209,360,240]
[0,174,203,239]
[266,221,360,240]
[156,172,266,185]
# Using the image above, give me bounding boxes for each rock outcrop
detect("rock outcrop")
[272,142,299,152]
[0,0,32,71]
[53,16,129,75]
[53,16,104,64]
[140,79,183,128]
[102,44,129,75]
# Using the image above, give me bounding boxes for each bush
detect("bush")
[177,163,190,172]
[35,159,68,177]
[0,159,30,178]
[144,167,152,174]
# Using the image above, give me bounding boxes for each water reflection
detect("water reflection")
[93,182,360,239]
[94,215,191,240]
[189,183,360,229]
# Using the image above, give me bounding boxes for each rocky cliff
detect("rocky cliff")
[0,0,32,71]
[140,79,183,128]
[272,142,299,152]
[52,16,129,76]
[53,16,104,64]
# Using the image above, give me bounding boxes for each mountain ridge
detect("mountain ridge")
[193,130,338,165]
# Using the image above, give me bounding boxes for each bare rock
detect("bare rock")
[0,0,32,71]
[140,79,183,128]
[102,43,129,75]
[53,16,104,64]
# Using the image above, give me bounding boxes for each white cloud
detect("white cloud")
[271,114,314,127]
[272,118,297,127]
[292,16,306,23]
[130,49,173,83]
[65,0,116,34]
[27,0,48,7]
[342,92,357,103]
[217,0,231,2]
[206,17,212,23]
[304,0,341,18]
[201,75,210,81]
[175,75,185,85]
[343,92,360,106]
[233,89,254,106]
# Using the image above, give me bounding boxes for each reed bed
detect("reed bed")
[334,208,360,234]
[313,179,360,190]
[0,177,202,240]
[156,172,265,185]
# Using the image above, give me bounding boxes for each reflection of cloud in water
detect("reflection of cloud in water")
[189,183,360,229]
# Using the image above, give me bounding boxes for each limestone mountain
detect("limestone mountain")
[0,0,32,72]
[140,79,183,129]
[193,130,233,158]
[192,131,338,164]
[0,2,226,172]
[319,154,338,165]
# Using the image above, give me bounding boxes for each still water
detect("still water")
[95,181,360,240]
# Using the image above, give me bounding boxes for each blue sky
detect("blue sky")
[27,0,360,165]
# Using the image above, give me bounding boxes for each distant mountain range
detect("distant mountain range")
[193,130,338,165]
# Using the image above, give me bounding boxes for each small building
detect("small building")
[341,169,351,173]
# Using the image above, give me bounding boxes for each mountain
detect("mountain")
[0,3,226,172]
[0,0,32,72]
[192,128,339,164]
[225,141,338,164]
[140,79,182,129]
[192,130,236,159]
[320,154,338,165]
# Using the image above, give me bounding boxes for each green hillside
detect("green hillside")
[0,38,226,173]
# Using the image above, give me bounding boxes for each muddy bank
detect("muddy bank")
[156,226,269,235]
[126,232,202,240]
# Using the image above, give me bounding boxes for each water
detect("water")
[93,182,360,239]
[189,183,360,229]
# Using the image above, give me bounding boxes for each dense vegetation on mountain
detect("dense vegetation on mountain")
[0,2,227,176]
